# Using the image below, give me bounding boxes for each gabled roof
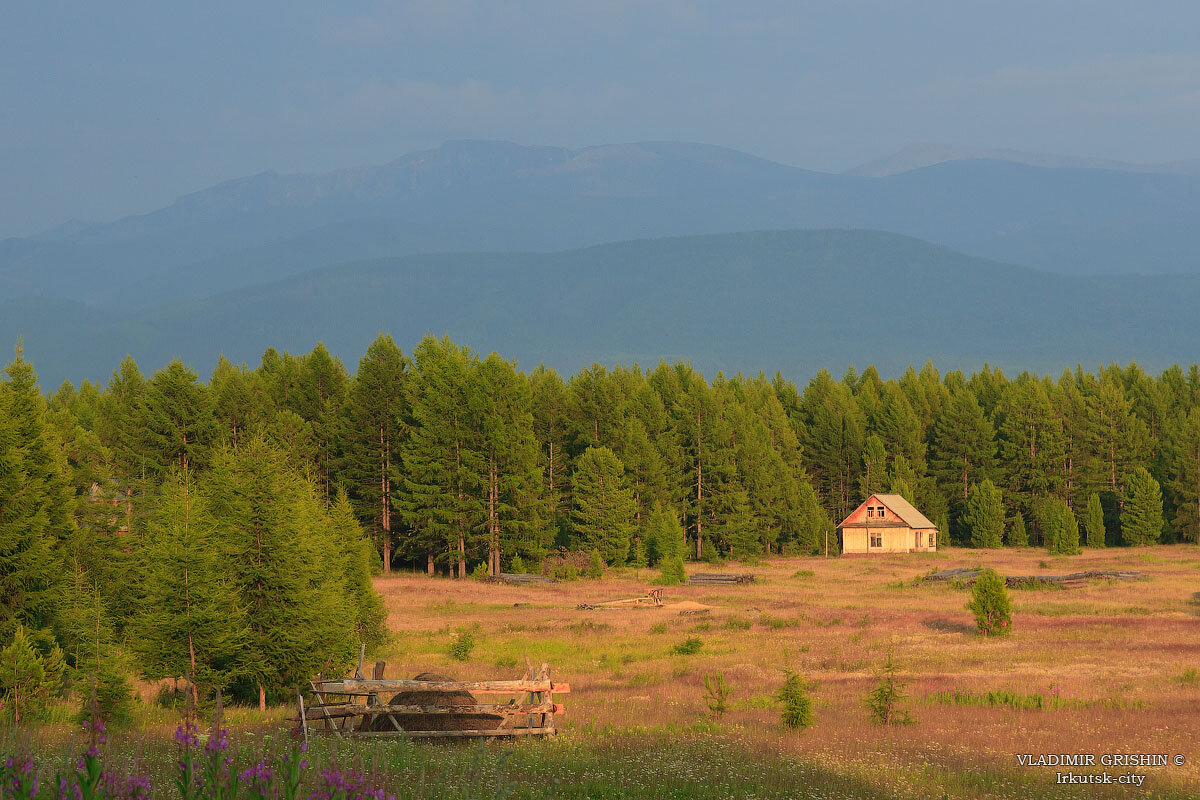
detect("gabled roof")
[838,493,938,530]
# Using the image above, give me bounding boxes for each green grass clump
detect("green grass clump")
[671,636,704,656]
[1176,667,1200,685]
[447,626,476,661]
[723,616,752,631]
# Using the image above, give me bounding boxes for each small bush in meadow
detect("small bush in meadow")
[776,671,814,728]
[586,548,605,579]
[723,616,751,631]
[703,673,733,719]
[865,650,912,725]
[470,562,490,581]
[791,569,814,579]
[448,626,477,661]
[672,637,704,656]
[967,568,1013,636]
[657,556,686,585]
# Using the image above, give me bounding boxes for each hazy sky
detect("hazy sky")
[3,0,1200,238]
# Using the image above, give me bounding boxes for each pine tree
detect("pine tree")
[999,379,1066,519]
[930,389,996,501]
[338,334,408,571]
[800,370,865,523]
[1166,408,1200,542]
[963,480,1004,548]
[475,353,547,574]
[1088,372,1151,507]
[571,446,637,565]
[1122,467,1163,546]
[398,336,487,577]
[1083,493,1106,547]
[859,434,888,498]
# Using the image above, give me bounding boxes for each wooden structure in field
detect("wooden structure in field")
[838,493,938,554]
[685,573,756,586]
[296,662,568,741]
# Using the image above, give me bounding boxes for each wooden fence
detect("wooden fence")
[296,662,568,741]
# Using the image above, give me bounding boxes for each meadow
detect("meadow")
[12,546,1200,799]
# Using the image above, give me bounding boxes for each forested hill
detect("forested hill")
[5,229,1200,389]
[8,141,1200,309]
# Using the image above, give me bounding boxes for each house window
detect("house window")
[915,531,923,548]
[928,533,936,547]
[870,532,882,548]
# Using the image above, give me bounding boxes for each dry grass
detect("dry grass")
[370,546,1200,797]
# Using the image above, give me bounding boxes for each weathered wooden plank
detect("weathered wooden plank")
[310,727,556,739]
[316,679,556,694]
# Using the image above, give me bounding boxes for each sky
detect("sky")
[3,0,1200,238]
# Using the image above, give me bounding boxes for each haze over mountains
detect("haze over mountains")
[4,139,1200,387]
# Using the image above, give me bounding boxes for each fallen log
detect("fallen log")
[578,589,664,610]
[685,573,756,585]
[486,573,559,585]
[922,568,1148,587]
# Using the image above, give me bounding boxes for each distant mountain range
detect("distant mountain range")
[7,140,1200,315]
[846,143,1200,178]
[6,230,1200,389]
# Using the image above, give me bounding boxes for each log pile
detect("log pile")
[297,663,568,740]
[923,568,1147,588]
[685,573,756,586]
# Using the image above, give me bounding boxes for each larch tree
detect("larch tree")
[1166,408,1200,542]
[205,435,354,709]
[129,471,245,701]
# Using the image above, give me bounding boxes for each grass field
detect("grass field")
[12,546,1200,799]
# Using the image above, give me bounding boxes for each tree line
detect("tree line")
[4,334,1200,707]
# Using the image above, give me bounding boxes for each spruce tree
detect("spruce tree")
[571,446,637,564]
[644,502,686,566]
[1122,467,1163,546]
[1083,493,1106,547]
[1166,408,1200,542]
[0,626,46,723]
[963,480,1004,549]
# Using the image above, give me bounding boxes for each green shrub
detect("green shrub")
[470,562,490,581]
[723,616,751,631]
[968,568,1012,636]
[791,569,815,579]
[657,556,686,585]
[777,671,814,728]
[509,555,526,574]
[586,548,605,579]
[865,650,912,725]
[1007,514,1029,547]
[0,626,47,723]
[671,637,704,656]
[703,673,733,719]
[448,626,477,661]
[76,657,134,726]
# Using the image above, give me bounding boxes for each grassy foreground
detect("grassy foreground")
[11,545,1200,798]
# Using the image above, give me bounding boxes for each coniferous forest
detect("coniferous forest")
[4,333,1200,707]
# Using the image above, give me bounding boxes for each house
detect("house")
[837,493,938,554]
